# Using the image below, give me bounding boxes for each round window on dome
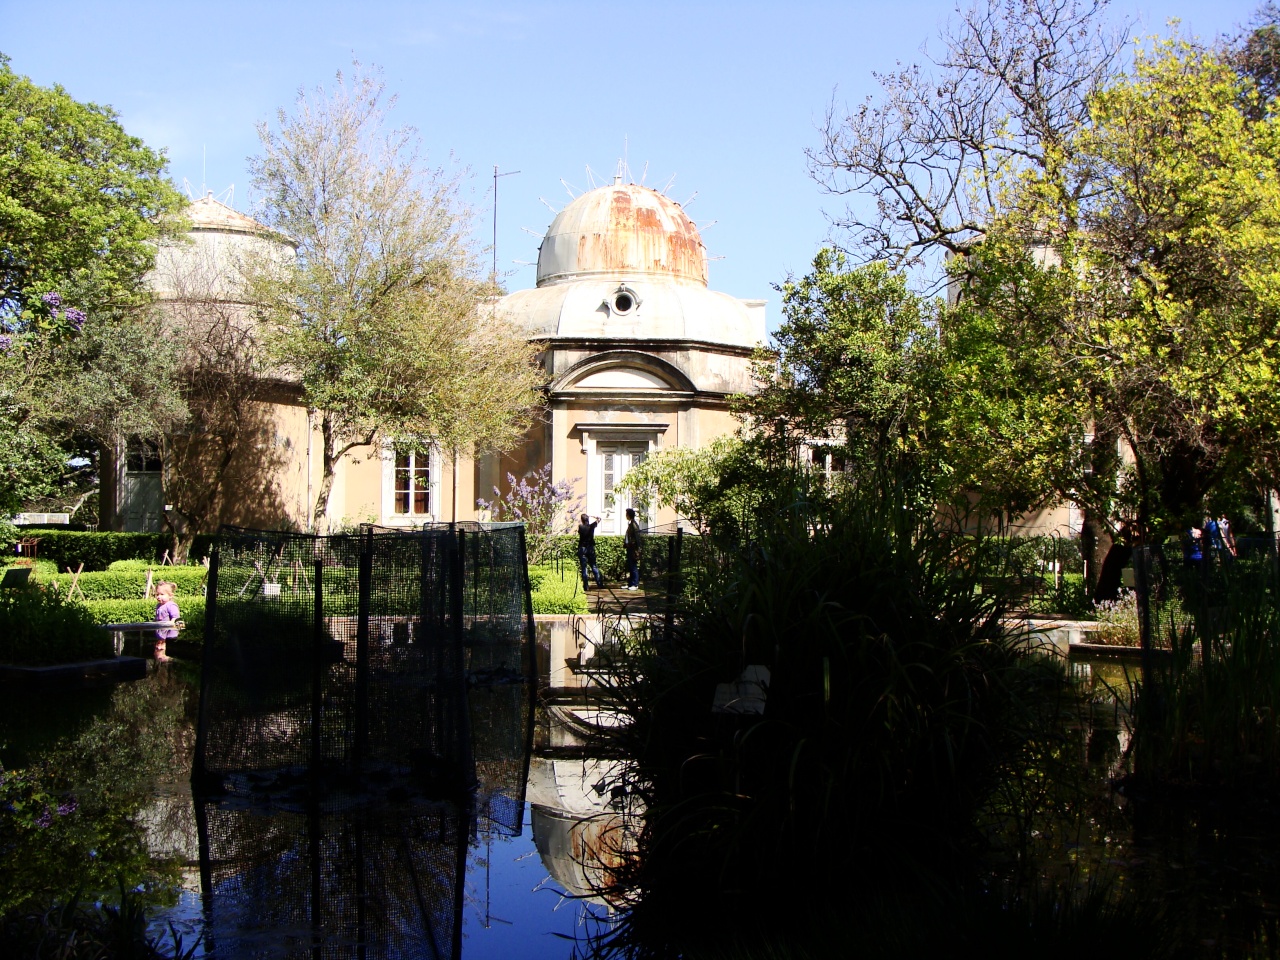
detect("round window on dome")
[610,285,639,316]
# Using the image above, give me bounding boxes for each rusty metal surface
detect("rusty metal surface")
[537,183,708,286]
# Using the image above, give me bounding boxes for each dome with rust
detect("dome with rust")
[536,183,708,287]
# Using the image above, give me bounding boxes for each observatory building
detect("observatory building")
[485,179,766,534]
[102,179,765,535]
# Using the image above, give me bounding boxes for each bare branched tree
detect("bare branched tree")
[809,0,1130,273]
[154,232,289,561]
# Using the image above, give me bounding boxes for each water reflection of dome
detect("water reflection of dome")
[526,756,635,903]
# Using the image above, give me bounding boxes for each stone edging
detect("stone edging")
[0,656,147,689]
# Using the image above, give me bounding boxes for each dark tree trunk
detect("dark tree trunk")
[1080,511,1112,598]
[1093,543,1132,603]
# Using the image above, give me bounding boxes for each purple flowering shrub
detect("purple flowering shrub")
[477,464,582,565]
[0,291,87,355]
[0,767,77,833]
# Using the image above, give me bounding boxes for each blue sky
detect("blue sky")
[0,0,1262,325]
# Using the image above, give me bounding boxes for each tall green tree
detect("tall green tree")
[247,65,542,530]
[741,253,940,472]
[807,2,1280,591]
[0,55,186,517]
[954,37,1280,548]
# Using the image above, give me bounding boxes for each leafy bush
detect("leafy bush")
[0,589,111,665]
[549,534,637,582]
[1130,552,1280,793]
[1029,572,1091,618]
[586,466,1078,955]
[528,565,587,615]
[1092,589,1140,645]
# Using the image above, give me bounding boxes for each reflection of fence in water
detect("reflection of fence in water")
[192,523,537,958]
[195,799,469,960]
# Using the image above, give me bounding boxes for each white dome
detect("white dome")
[497,180,764,350]
[537,183,707,287]
[149,196,294,301]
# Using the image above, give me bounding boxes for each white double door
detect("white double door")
[593,441,648,535]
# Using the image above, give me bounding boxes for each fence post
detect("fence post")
[311,559,324,778]
[355,528,373,773]
[518,525,538,682]
[664,528,683,647]
[1133,543,1161,778]
[192,543,221,790]
[452,528,473,779]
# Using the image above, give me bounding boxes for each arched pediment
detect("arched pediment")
[574,367,668,389]
[552,351,697,394]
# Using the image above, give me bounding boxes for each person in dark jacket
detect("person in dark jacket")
[578,514,604,590]
[624,508,641,589]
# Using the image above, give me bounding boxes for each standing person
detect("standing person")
[154,581,180,662]
[577,513,603,590]
[624,507,641,590]
[1205,516,1233,565]
[1184,525,1204,569]
[1219,515,1238,560]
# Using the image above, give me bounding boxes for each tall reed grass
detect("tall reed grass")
[577,468,1126,957]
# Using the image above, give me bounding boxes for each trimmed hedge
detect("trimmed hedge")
[0,589,112,665]
[529,565,588,615]
[552,534,628,581]
[47,566,207,600]
[552,532,685,585]
[16,531,218,572]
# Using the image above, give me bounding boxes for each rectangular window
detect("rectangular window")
[394,450,431,516]
[603,453,615,507]
[125,439,162,473]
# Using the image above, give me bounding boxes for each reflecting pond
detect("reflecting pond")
[1,619,623,959]
[7,618,1280,957]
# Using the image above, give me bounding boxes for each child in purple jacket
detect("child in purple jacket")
[154,581,179,661]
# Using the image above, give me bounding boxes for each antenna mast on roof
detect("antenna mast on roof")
[492,165,521,282]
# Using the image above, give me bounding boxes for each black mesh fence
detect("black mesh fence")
[193,522,535,830]
[1130,535,1280,655]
